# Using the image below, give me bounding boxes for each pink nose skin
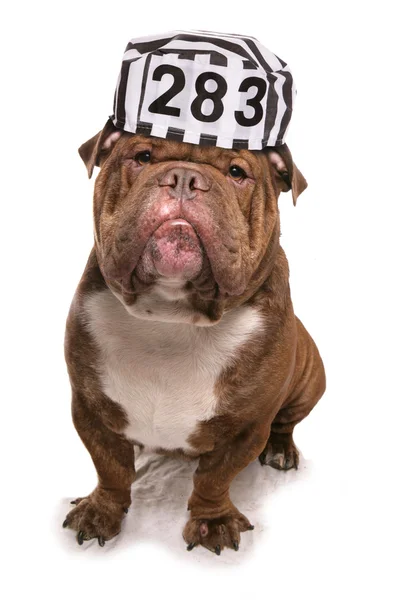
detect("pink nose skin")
[158,167,211,201]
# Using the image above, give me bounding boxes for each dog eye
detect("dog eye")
[229,165,246,180]
[134,151,151,165]
[281,171,290,185]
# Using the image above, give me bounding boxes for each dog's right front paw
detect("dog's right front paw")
[62,490,129,547]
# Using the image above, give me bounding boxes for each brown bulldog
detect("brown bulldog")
[63,118,326,554]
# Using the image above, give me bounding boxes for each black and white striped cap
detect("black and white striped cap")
[112,30,295,150]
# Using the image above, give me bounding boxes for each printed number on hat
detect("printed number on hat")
[146,64,266,126]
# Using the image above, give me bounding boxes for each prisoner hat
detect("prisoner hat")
[111,30,296,150]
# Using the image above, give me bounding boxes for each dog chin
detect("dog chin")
[135,218,204,283]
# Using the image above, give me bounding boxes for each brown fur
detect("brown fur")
[63,120,325,553]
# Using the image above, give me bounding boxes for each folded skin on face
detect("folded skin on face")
[78,120,307,323]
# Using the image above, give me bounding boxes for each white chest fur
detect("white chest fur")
[83,290,263,452]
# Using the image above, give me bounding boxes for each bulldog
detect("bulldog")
[63,118,326,554]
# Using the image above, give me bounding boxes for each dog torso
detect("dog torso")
[83,285,263,453]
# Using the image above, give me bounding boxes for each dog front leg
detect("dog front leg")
[183,423,269,554]
[62,393,136,546]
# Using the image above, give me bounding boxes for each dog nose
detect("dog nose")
[158,167,211,200]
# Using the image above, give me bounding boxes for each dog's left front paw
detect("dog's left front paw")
[182,512,254,555]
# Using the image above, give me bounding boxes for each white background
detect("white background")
[2,1,406,598]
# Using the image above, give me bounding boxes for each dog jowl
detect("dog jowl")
[63,119,326,553]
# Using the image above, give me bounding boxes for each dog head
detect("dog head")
[79,119,307,324]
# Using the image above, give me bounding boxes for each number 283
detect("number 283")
[148,65,267,127]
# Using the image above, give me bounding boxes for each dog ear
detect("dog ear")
[265,144,307,206]
[78,119,122,179]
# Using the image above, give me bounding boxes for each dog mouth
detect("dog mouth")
[135,218,204,281]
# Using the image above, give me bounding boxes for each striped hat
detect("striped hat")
[112,30,295,150]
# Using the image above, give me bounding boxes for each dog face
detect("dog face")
[79,120,307,324]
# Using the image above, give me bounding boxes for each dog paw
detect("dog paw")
[62,490,129,546]
[259,432,299,471]
[183,511,254,555]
